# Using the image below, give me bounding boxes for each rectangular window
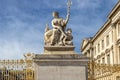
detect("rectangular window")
[98,44,100,53]
[94,47,96,55]
[102,40,104,50]
[118,46,120,63]
[118,23,120,36]
[107,54,110,64]
[112,31,113,42]
[102,57,105,64]
[106,35,109,46]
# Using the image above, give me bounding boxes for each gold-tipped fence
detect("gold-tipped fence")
[0,54,120,80]
[0,58,34,80]
[88,61,120,80]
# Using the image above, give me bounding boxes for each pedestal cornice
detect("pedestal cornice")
[44,46,76,54]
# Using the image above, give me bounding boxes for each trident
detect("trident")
[67,0,72,15]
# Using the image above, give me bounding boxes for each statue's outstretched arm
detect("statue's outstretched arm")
[65,14,70,25]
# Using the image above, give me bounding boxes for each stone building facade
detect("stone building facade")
[81,1,120,80]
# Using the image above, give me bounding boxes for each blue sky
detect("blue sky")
[0,0,118,59]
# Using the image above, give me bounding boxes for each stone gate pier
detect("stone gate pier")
[33,46,89,80]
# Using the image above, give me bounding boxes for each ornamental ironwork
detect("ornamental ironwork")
[0,53,34,80]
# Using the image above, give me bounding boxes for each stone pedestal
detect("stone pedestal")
[33,50,89,80]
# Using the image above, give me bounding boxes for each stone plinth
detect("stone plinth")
[33,54,89,80]
[44,46,76,54]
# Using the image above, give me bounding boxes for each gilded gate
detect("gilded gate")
[88,61,120,80]
[0,53,34,80]
[1,53,120,80]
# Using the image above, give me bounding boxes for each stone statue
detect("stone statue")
[63,28,73,45]
[44,0,73,46]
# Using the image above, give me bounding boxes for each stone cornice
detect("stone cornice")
[81,38,92,52]
[34,54,89,60]
[112,16,120,24]
[91,1,120,42]
[81,41,90,52]
[33,54,90,66]
[92,19,111,42]
[44,46,75,51]
[111,23,116,28]
[108,1,120,19]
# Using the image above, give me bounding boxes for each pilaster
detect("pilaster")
[111,23,118,64]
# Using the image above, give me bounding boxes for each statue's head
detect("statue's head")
[52,11,59,18]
